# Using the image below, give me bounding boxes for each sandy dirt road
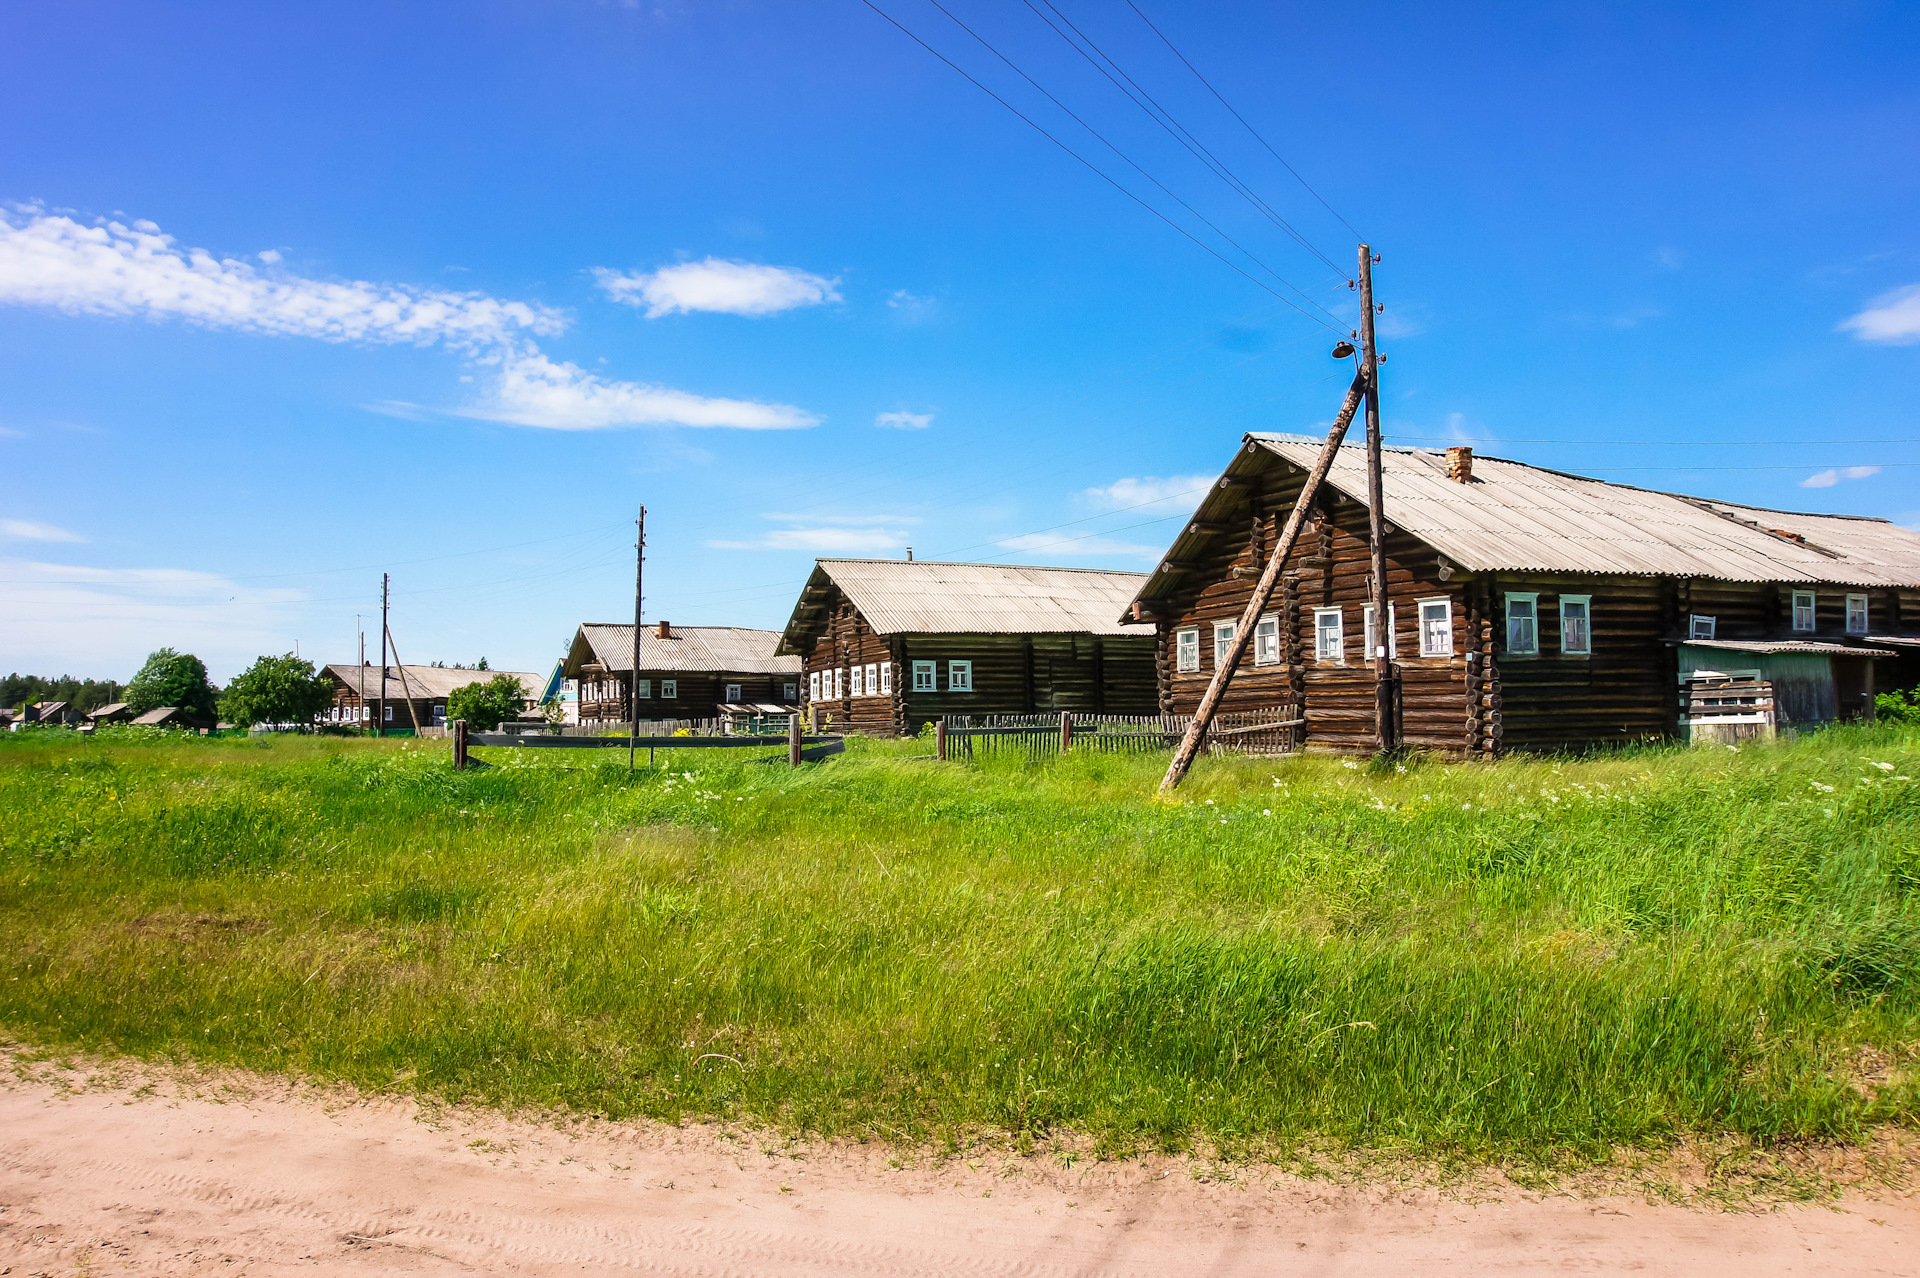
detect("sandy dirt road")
[1,1060,1915,1276]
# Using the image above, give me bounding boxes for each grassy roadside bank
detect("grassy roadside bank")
[1,727,1916,1170]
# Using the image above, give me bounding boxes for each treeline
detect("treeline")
[4,674,124,714]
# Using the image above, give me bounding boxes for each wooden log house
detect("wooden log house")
[1126,435,1920,755]
[562,623,802,725]
[320,664,543,731]
[776,558,1160,736]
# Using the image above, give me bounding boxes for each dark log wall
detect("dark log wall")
[795,587,1158,736]
[577,670,800,724]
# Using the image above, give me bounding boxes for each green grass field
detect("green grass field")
[2,725,1916,1169]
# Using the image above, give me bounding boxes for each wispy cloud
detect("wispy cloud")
[1799,465,1881,489]
[886,288,937,324]
[0,557,302,680]
[1374,305,1425,339]
[1652,245,1684,271]
[0,206,818,432]
[709,526,909,553]
[875,410,932,430]
[594,258,839,318]
[761,511,920,526]
[1839,284,1920,345]
[995,533,1160,558]
[1081,475,1213,514]
[2,518,84,542]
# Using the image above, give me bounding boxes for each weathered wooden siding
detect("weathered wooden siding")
[796,589,1157,736]
[577,670,799,725]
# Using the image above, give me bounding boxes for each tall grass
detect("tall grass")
[1,727,1916,1162]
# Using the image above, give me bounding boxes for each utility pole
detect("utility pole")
[1359,244,1395,753]
[377,573,389,738]
[629,506,646,772]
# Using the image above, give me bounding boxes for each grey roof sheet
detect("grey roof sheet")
[572,625,800,676]
[322,665,543,701]
[88,702,130,718]
[130,706,189,725]
[783,559,1151,650]
[1682,639,1897,658]
[1128,434,1920,614]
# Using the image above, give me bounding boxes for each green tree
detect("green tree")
[124,648,220,724]
[446,673,527,731]
[219,653,334,728]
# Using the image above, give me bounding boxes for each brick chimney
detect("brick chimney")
[1446,446,1474,484]
[657,620,671,639]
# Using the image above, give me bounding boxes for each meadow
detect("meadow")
[1,724,1916,1172]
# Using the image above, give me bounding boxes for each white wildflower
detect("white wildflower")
[1870,761,1895,772]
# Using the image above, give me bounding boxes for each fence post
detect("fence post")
[788,713,801,766]
[1059,711,1072,754]
[936,717,947,762]
[452,719,467,770]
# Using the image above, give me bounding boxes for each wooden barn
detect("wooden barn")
[562,623,802,726]
[320,664,543,731]
[776,559,1160,736]
[1126,436,1920,755]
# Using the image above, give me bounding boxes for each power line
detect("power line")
[862,0,1345,333]
[1125,0,1362,241]
[1024,0,1343,279]
[1391,435,1920,446]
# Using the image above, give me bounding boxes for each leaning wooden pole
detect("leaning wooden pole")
[383,625,424,734]
[629,506,646,773]
[1159,369,1371,792]
[1358,244,1394,752]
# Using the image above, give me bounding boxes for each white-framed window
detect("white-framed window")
[948,660,973,692]
[783,682,798,702]
[1253,614,1281,665]
[725,683,742,703]
[912,660,936,692]
[1213,620,1237,668]
[1792,591,1816,633]
[1313,607,1345,663]
[809,671,820,701]
[850,665,864,697]
[1363,603,1399,660]
[834,668,844,699]
[1689,615,1717,641]
[384,705,394,721]
[1846,594,1869,636]
[1419,598,1454,657]
[635,678,652,699]
[660,679,678,699]
[1175,627,1200,673]
[879,663,892,695]
[433,703,447,725]
[865,663,879,696]
[1506,592,1539,655]
[1559,595,1591,656]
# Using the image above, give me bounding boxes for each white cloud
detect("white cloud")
[2,518,85,542]
[257,249,282,264]
[762,511,920,526]
[709,526,909,552]
[995,533,1160,558]
[595,258,839,318]
[461,350,818,431]
[1081,475,1213,514]
[1799,465,1881,489]
[886,288,937,323]
[875,410,932,430]
[0,206,821,433]
[1652,245,1684,271]
[1839,285,1920,345]
[0,557,303,680]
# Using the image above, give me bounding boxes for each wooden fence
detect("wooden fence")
[936,708,1301,762]
[455,717,842,768]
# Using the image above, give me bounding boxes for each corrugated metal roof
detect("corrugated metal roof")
[322,664,543,701]
[1682,639,1896,657]
[569,624,800,676]
[780,558,1151,652]
[1126,434,1920,613]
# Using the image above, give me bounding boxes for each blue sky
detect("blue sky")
[2,0,1916,682]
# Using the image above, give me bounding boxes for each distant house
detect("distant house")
[88,702,133,726]
[23,701,85,726]
[319,664,543,731]
[1123,436,1920,754]
[562,623,802,726]
[775,559,1160,736]
[130,706,201,729]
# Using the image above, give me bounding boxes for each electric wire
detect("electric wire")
[1124,0,1363,241]
[862,0,1345,332]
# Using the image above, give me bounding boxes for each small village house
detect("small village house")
[21,701,86,726]
[320,664,543,731]
[87,702,133,726]
[1125,435,1920,754]
[129,706,203,729]
[776,558,1160,736]
[562,623,802,726]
